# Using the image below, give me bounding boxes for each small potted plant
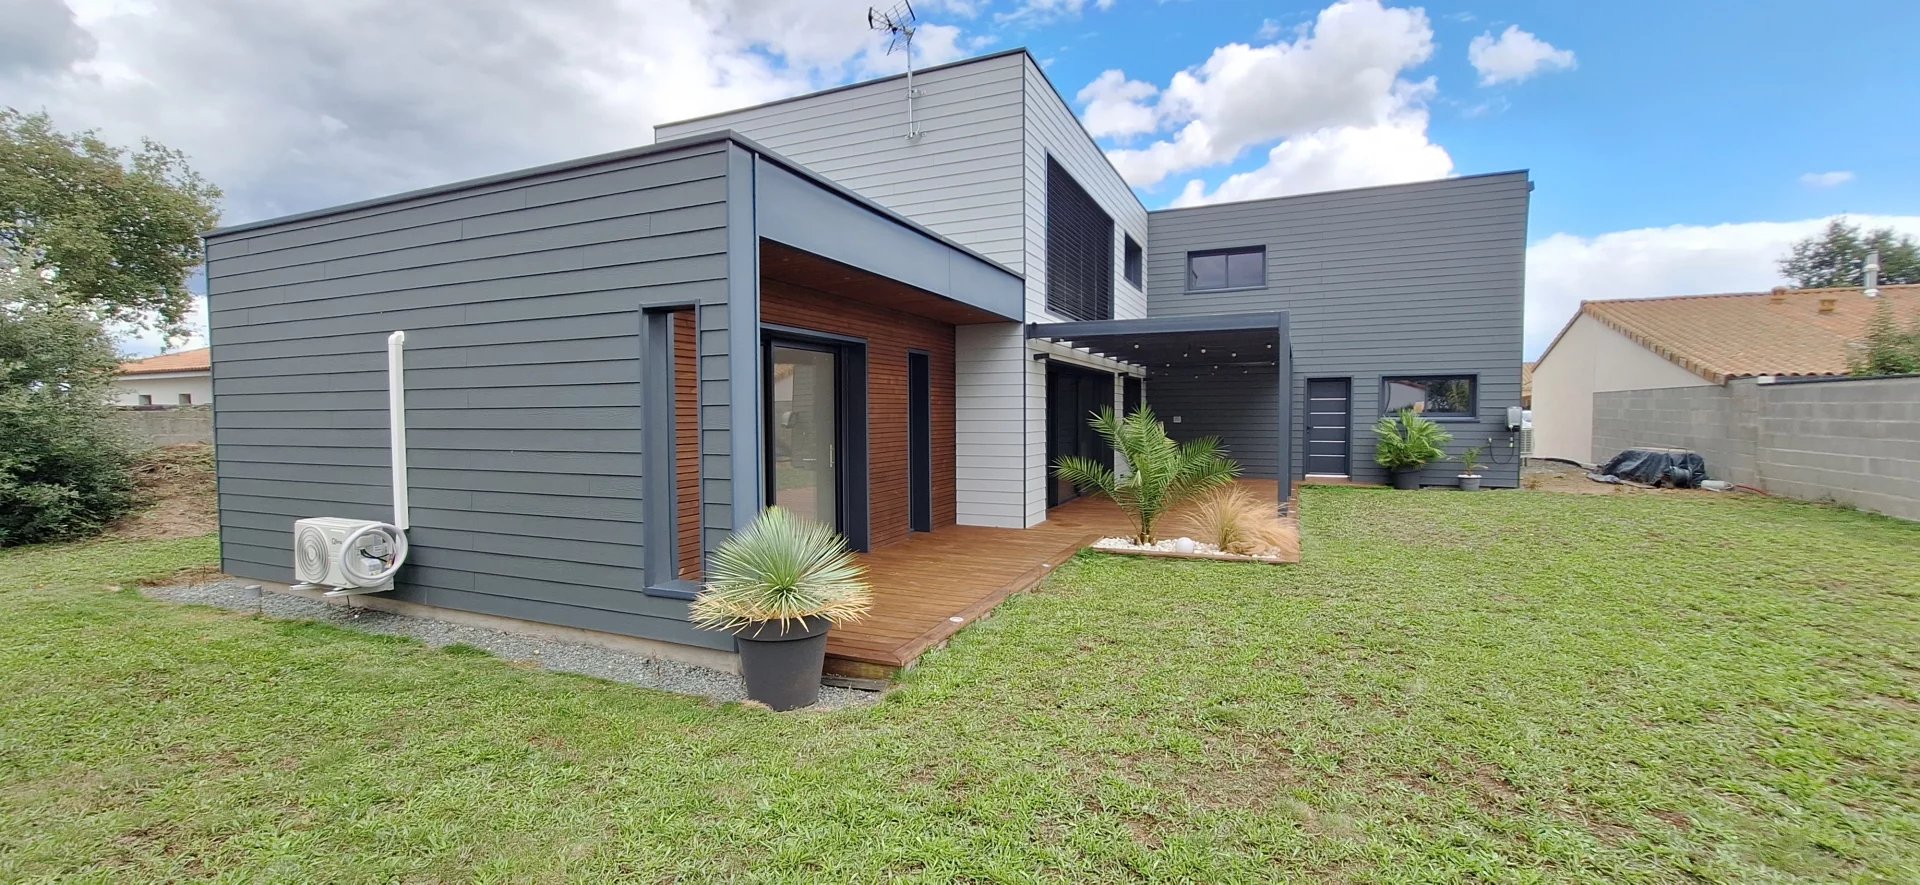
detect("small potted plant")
[690,507,872,711]
[1457,445,1485,492]
[1373,408,1452,490]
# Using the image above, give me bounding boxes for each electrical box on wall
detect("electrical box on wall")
[1506,406,1523,431]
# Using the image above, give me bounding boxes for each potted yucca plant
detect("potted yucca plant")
[1053,405,1239,544]
[1373,408,1452,490]
[1457,445,1485,491]
[691,507,871,711]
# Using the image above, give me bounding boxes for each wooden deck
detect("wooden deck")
[825,480,1285,681]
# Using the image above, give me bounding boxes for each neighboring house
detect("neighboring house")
[201,49,1528,657]
[114,347,213,406]
[1521,361,1534,408]
[1531,284,1920,464]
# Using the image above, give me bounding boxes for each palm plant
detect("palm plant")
[690,506,871,633]
[1373,409,1452,471]
[1053,405,1239,544]
[1458,445,1484,476]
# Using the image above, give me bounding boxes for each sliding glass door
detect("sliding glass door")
[766,342,840,529]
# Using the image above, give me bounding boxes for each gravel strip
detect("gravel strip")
[142,577,879,710]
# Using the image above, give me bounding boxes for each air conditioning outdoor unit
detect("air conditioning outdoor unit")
[292,517,408,596]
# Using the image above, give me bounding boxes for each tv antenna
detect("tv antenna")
[868,1,921,139]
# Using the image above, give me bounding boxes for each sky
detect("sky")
[8,0,1917,359]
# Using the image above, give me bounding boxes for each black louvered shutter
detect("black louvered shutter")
[1045,159,1114,321]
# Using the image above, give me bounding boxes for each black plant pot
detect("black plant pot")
[734,616,832,711]
[1390,468,1422,490]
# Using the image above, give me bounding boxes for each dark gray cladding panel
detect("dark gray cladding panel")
[1148,371,1283,478]
[205,140,734,646]
[1146,172,1530,488]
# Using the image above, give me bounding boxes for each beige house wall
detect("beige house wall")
[1532,314,1713,464]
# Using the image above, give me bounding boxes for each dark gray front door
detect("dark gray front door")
[1305,378,1351,476]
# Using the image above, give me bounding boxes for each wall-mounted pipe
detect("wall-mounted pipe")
[387,331,410,530]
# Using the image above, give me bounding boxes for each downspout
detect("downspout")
[388,331,410,530]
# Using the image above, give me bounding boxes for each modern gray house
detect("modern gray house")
[203,48,1527,662]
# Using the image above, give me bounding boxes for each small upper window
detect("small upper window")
[1383,375,1477,419]
[1187,247,1264,291]
[178,393,193,405]
[137,394,153,406]
[1123,235,1143,288]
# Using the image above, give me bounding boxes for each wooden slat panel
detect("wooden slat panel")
[673,309,702,580]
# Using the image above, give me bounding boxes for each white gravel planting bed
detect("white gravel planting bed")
[1092,536,1224,555]
[1089,536,1290,563]
[142,577,879,710]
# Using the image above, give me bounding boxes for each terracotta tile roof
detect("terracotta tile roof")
[1546,284,1920,384]
[118,347,211,376]
[1521,361,1534,401]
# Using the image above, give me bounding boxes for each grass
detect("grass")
[2,489,1918,881]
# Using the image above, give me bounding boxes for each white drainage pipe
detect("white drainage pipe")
[388,331,410,530]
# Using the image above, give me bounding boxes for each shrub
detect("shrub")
[0,285,136,546]
[690,507,872,632]
[1171,485,1300,559]
[1848,298,1920,376]
[1373,409,1452,471]
[1053,405,1239,544]
[1458,445,1485,476]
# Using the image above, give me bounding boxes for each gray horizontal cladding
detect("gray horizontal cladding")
[1148,373,1282,478]
[1147,173,1530,487]
[204,139,736,650]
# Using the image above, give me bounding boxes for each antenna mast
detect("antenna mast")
[868,1,920,140]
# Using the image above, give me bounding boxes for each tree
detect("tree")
[1053,405,1239,544]
[1778,219,1920,289]
[0,255,137,546]
[0,109,221,336]
[1849,299,1920,377]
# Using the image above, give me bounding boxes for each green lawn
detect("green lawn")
[3,489,1918,882]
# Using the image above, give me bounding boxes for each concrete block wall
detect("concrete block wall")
[1592,375,1920,521]
[115,406,214,448]
[1591,383,1759,486]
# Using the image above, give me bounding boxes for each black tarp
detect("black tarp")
[1591,448,1708,488]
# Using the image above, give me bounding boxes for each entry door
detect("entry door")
[907,352,932,533]
[1046,362,1115,506]
[766,341,841,530]
[1305,378,1351,476]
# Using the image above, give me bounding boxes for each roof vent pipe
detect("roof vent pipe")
[388,331,411,530]
[1769,286,1789,304]
[1864,249,1880,299]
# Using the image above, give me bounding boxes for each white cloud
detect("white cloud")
[1171,108,1452,206]
[1093,0,1444,194]
[1525,214,1920,357]
[1799,170,1854,188]
[4,0,988,353]
[995,0,1114,26]
[1467,25,1575,86]
[1075,69,1160,139]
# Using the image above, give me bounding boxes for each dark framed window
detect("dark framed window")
[1382,375,1477,419]
[1123,235,1143,287]
[1187,246,1265,291]
[1045,158,1114,321]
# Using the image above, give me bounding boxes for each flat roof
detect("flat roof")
[201,131,1018,286]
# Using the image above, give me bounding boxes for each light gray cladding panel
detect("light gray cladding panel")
[656,52,1027,272]
[204,141,733,648]
[1146,173,1530,488]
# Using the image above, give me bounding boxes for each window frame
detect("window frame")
[1122,234,1143,288]
[1185,246,1266,293]
[1380,374,1479,421]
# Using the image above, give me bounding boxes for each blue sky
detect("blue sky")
[14,0,1916,358]
[1024,1,1919,234]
